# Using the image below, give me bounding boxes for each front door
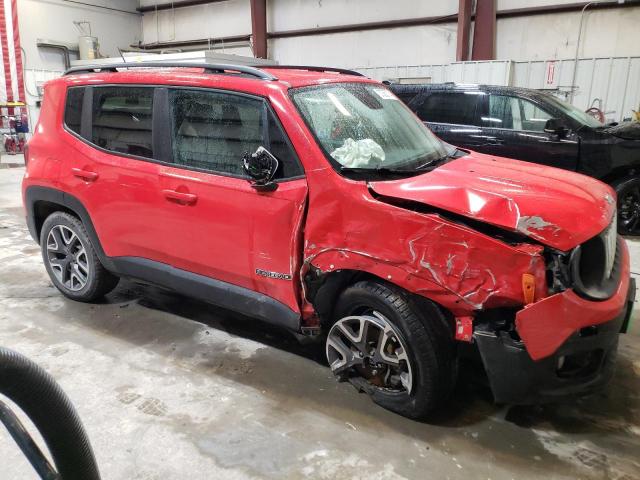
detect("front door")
[480,94,579,170]
[157,88,308,314]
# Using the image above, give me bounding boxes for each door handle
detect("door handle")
[71,168,98,181]
[162,189,197,205]
[485,138,504,145]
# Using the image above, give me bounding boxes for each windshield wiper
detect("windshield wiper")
[412,148,467,171]
[340,166,417,174]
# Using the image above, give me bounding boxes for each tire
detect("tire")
[612,175,640,236]
[328,280,456,419]
[40,212,119,302]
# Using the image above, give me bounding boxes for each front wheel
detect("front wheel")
[613,176,640,235]
[326,281,456,419]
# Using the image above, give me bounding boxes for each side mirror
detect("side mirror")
[544,118,569,137]
[243,146,279,192]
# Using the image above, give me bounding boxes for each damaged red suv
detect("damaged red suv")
[23,63,635,419]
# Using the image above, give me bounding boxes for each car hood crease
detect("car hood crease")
[369,153,616,251]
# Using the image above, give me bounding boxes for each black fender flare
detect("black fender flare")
[24,186,115,271]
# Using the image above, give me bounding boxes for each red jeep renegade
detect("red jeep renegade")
[22,63,634,419]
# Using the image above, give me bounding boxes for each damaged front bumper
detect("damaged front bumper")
[474,241,634,404]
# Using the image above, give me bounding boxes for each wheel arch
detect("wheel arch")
[599,167,639,187]
[24,186,113,270]
[304,265,454,333]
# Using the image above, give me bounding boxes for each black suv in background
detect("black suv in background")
[391,83,640,235]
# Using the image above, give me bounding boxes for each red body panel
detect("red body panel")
[22,67,630,363]
[516,240,630,360]
[370,153,616,252]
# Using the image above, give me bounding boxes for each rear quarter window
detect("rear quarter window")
[416,92,484,126]
[64,87,85,135]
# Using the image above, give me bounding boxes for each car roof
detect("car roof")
[49,64,377,95]
[390,82,548,99]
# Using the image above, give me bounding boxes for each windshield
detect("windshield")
[544,94,604,128]
[290,83,449,170]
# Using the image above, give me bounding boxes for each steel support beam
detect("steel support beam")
[472,0,496,60]
[250,0,268,59]
[456,0,473,61]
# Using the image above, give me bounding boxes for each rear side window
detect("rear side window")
[169,89,302,179]
[91,87,154,159]
[394,91,418,105]
[64,87,85,135]
[416,92,484,126]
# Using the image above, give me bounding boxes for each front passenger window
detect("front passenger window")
[169,89,302,178]
[518,98,552,132]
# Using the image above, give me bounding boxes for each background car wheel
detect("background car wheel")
[613,176,640,236]
[40,212,119,302]
[328,280,456,419]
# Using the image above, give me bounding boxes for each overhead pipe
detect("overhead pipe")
[137,0,230,13]
[569,0,625,103]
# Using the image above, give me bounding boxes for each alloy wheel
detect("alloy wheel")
[46,225,90,291]
[326,311,413,394]
[619,185,640,234]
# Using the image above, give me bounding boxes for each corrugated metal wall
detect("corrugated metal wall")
[358,57,640,123]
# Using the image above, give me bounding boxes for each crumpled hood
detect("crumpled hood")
[369,152,616,251]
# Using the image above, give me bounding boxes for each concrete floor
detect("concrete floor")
[1,166,639,480]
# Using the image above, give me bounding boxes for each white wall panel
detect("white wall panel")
[496,7,640,61]
[267,0,457,31]
[270,23,456,69]
[19,0,141,71]
[141,0,249,44]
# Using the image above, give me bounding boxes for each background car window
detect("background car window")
[169,89,302,178]
[518,98,552,132]
[64,87,85,135]
[91,87,154,159]
[485,95,517,129]
[416,92,483,126]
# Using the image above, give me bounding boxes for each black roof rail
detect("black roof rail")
[263,65,364,77]
[64,62,278,81]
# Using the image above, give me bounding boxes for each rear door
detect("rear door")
[58,85,168,260]
[412,90,489,149]
[157,87,308,313]
[480,94,579,170]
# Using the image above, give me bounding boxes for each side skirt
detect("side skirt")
[112,257,301,332]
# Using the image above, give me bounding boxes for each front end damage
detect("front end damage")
[301,151,631,405]
[475,234,634,404]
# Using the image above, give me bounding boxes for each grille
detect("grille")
[570,217,622,301]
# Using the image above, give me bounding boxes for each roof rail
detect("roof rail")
[63,62,278,81]
[263,65,364,77]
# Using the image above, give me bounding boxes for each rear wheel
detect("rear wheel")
[613,176,640,235]
[40,212,119,302]
[327,280,456,419]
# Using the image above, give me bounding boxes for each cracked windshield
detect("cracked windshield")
[291,83,448,170]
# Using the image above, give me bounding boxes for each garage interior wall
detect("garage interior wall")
[139,0,640,66]
[19,0,141,129]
